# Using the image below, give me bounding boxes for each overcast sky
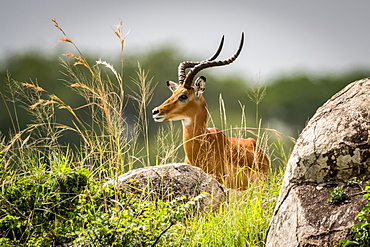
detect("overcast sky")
[1,0,370,81]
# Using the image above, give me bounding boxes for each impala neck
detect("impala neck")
[182,101,208,163]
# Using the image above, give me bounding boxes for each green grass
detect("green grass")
[0,20,289,246]
[186,174,282,247]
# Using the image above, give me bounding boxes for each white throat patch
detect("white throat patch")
[181,118,191,127]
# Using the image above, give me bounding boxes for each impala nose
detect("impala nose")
[152,108,159,116]
[152,108,165,122]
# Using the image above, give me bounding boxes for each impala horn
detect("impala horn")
[178,35,225,85]
[180,32,244,89]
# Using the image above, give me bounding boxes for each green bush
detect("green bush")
[0,163,90,245]
[0,160,194,246]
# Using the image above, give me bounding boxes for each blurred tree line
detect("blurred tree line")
[1,47,369,147]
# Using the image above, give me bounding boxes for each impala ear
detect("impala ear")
[166,81,180,92]
[194,76,206,97]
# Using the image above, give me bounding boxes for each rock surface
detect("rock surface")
[104,163,228,211]
[266,78,370,246]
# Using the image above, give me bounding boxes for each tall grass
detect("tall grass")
[0,20,291,246]
[186,174,283,246]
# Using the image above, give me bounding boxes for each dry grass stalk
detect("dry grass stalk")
[22,83,46,92]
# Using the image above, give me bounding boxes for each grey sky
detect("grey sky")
[1,0,370,81]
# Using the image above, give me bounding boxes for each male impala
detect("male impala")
[152,33,269,190]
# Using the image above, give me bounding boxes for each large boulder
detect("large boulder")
[104,163,228,211]
[266,78,370,246]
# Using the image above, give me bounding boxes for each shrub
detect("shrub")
[0,159,194,246]
[0,161,90,245]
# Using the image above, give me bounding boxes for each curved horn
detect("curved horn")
[208,35,225,61]
[178,35,225,85]
[183,33,244,89]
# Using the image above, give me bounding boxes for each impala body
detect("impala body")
[152,34,269,190]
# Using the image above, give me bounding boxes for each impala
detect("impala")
[152,33,269,190]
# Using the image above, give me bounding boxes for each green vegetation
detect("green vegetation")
[328,185,350,205]
[186,173,283,246]
[0,156,282,246]
[340,186,370,246]
[0,159,194,246]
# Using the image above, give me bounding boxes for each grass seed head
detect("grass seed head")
[58,38,73,44]
[22,83,46,92]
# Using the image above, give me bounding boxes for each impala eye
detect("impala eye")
[178,94,188,101]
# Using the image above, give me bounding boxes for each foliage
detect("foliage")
[73,194,193,247]
[0,158,194,246]
[0,161,89,245]
[339,186,370,247]
[328,185,349,204]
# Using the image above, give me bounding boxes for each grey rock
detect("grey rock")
[266,78,370,246]
[104,163,229,211]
